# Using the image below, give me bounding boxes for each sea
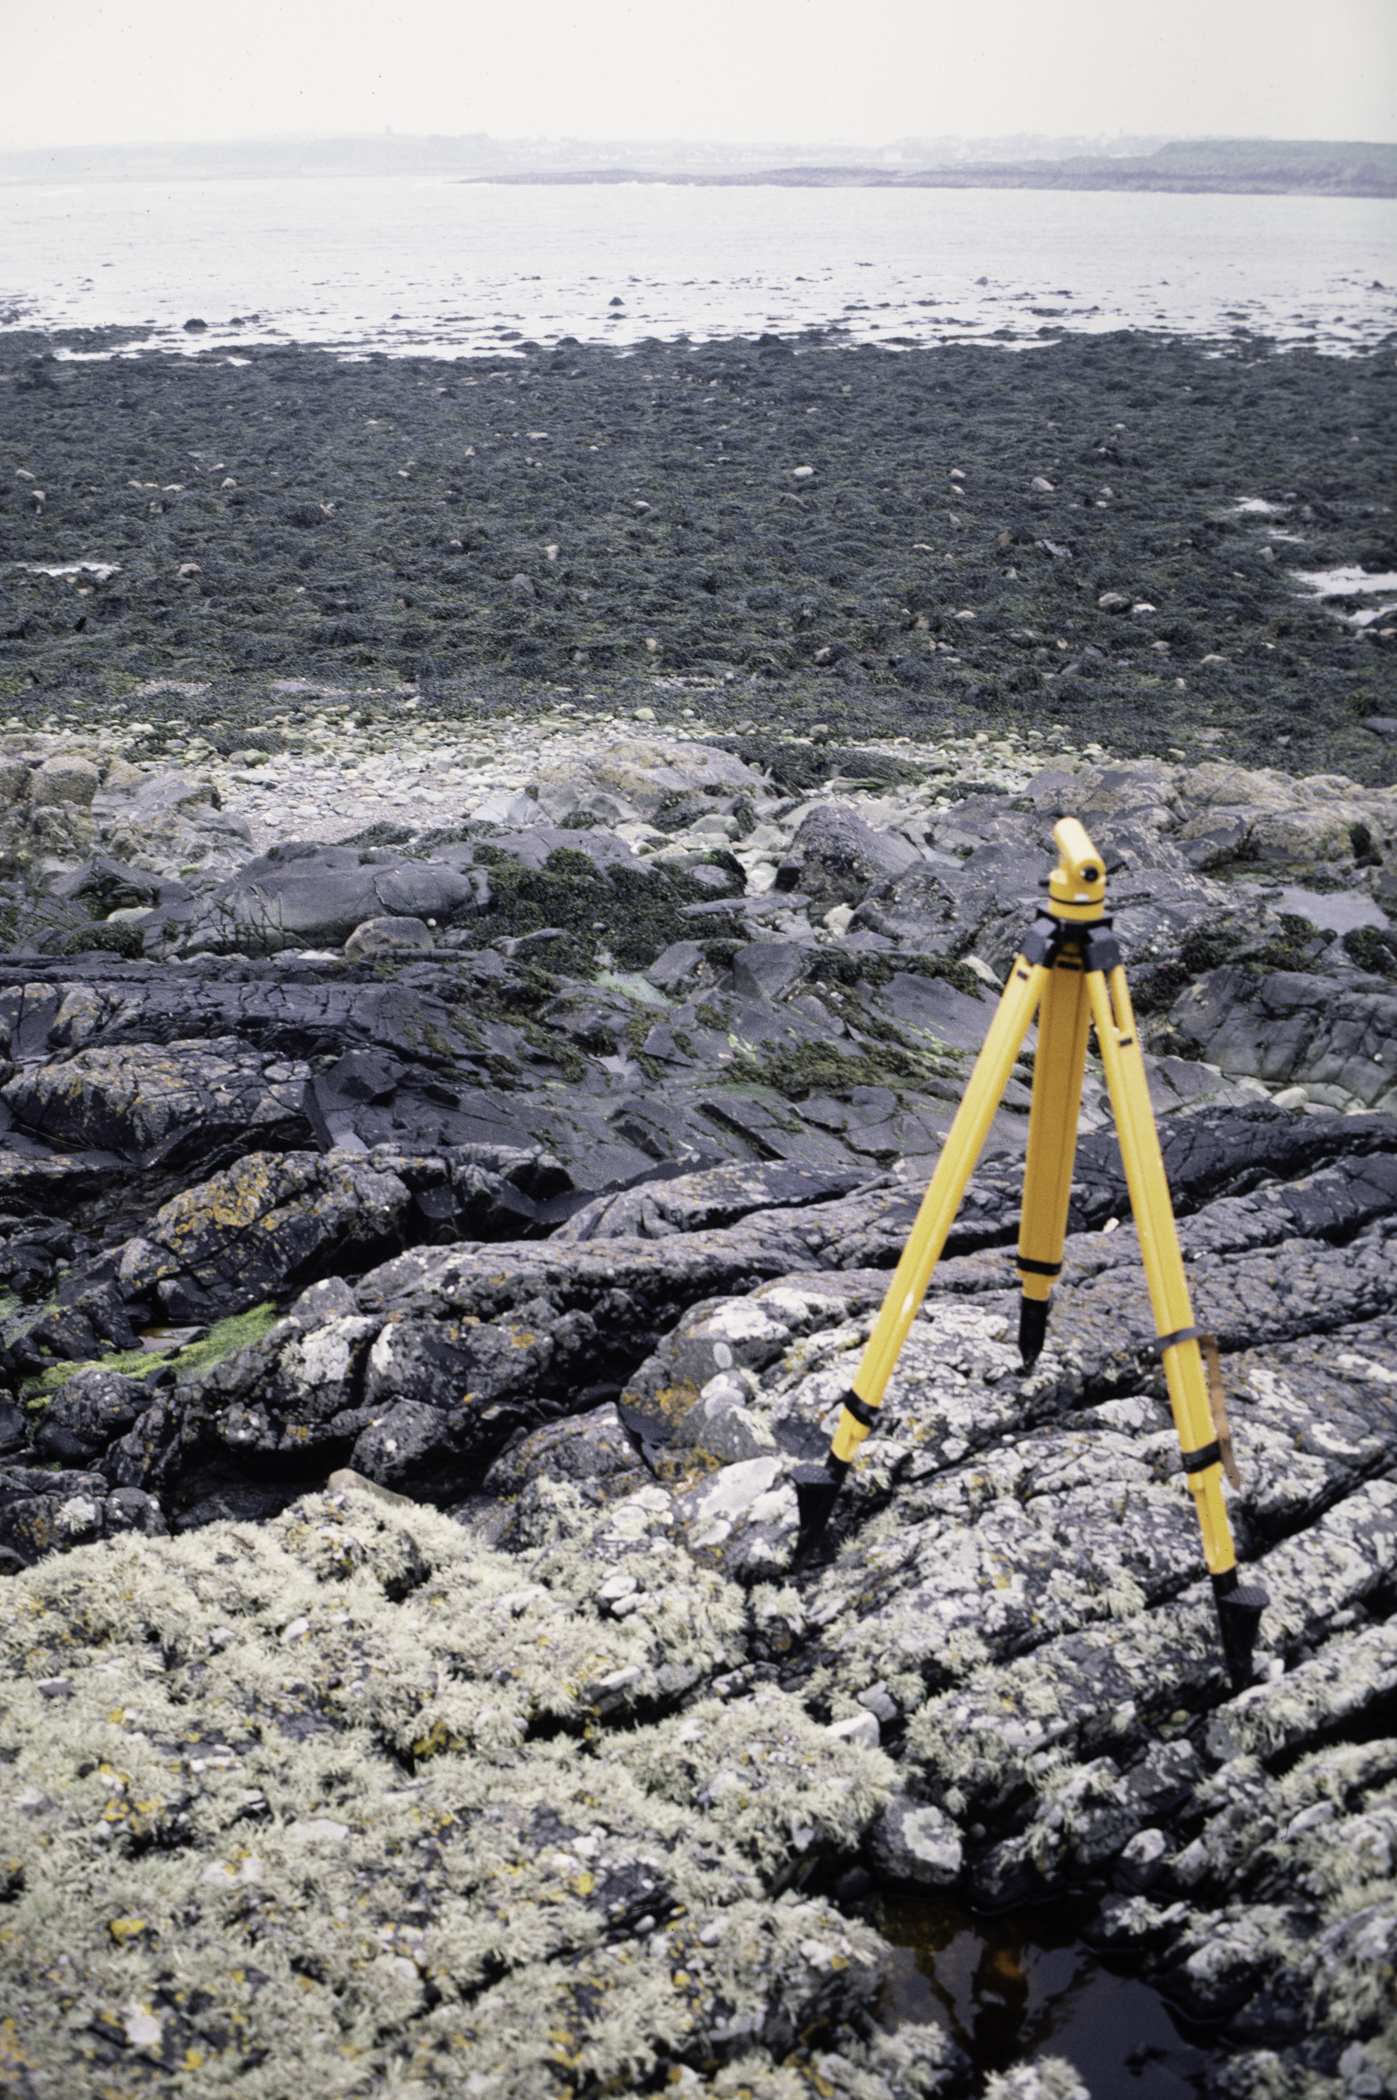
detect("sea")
[1,176,1395,360]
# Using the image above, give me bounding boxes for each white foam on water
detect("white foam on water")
[1290,567,1397,595]
[14,560,121,579]
[1289,567,1397,628]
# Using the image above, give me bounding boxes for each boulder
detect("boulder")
[198,843,475,954]
[730,941,808,1003]
[1168,967,1397,1110]
[671,1377,777,1462]
[344,915,434,961]
[470,824,636,872]
[49,853,169,912]
[31,756,99,809]
[533,739,764,823]
[31,1369,154,1465]
[349,1400,470,1494]
[483,1403,643,1496]
[854,841,1042,958]
[96,769,254,884]
[117,1149,414,1320]
[867,1794,964,1888]
[645,939,706,992]
[775,803,920,909]
[0,1465,166,1570]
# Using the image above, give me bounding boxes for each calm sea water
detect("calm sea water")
[2,177,1394,360]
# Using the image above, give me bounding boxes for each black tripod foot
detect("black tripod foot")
[1018,1293,1050,1368]
[1212,1569,1268,1692]
[792,1458,850,1566]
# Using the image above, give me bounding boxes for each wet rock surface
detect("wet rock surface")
[0,329,1394,2096]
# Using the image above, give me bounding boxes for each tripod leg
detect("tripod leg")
[793,954,1047,1551]
[1016,947,1092,1366]
[1085,959,1266,1690]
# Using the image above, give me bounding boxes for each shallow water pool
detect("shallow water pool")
[877,1893,1216,2095]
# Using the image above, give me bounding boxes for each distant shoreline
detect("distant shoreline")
[1,134,1394,198]
[469,163,1397,201]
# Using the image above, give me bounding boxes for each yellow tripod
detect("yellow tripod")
[793,819,1267,1691]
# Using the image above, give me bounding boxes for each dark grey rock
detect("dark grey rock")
[730,941,808,1003]
[350,1400,465,1492]
[483,1402,642,1497]
[645,939,706,992]
[1168,965,1397,1109]
[31,1368,153,1464]
[1,1036,314,1167]
[775,803,919,909]
[867,1794,964,1888]
[117,1149,413,1321]
[50,853,171,912]
[0,1464,167,1568]
[197,842,475,954]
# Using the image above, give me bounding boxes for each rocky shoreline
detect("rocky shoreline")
[0,706,1393,2096]
[0,329,1395,2098]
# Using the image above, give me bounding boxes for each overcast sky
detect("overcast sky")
[5,0,1395,152]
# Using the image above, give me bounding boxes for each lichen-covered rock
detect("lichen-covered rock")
[0,1464,166,1569]
[983,2061,1091,2100]
[117,1147,413,1319]
[483,1402,645,1498]
[867,1794,964,1889]
[30,1367,154,1464]
[0,1486,971,2098]
[904,1477,1397,1821]
[0,761,1394,2095]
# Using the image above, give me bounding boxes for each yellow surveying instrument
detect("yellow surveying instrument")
[793,818,1268,1692]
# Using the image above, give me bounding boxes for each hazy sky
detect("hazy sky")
[5,0,1395,152]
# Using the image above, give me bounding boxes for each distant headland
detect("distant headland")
[1,131,1393,197]
[474,138,1397,198]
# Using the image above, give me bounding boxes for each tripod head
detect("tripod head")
[1046,818,1107,920]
